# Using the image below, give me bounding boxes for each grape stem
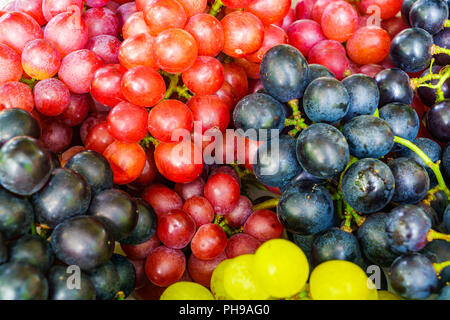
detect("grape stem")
[175,85,194,100]
[422,185,442,206]
[427,229,450,243]
[410,60,450,103]
[208,0,224,17]
[20,77,38,90]
[115,291,126,300]
[373,108,379,118]
[444,19,450,28]
[30,223,37,236]
[253,197,280,211]
[213,214,242,237]
[140,134,160,148]
[393,136,450,199]
[231,163,269,192]
[433,261,450,275]
[163,73,180,99]
[286,99,308,136]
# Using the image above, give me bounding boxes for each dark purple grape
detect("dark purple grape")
[9,235,54,273]
[389,28,433,72]
[390,253,438,299]
[0,109,40,146]
[388,157,430,204]
[260,44,310,102]
[409,0,448,35]
[342,115,394,159]
[0,233,7,265]
[0,189,34,240]
[87,260,120,300]
[421,239,450,289]
[32,168,92,228]
[0,262,48,300]
[386,204,432,253]
[0,136,52,196]
[51,215,115,271]
[417,66,450,106]
[426,101,450,142]
[341,158,395,214]
[417,203,440,228]
[110,253,136,297]
[64,150,113,196]
[120,198,157,245]
[291,232,315,259]
[296,123,349,179]
[433,28,450,65]
[342,74,379,121]
[379,102,420,146]
[375,68,414,106]
[402,0,420,24]
[445,205,450,232]
[357,213,400,267]
[48,265,96,300]
[443,145,450,181]
[88,189,138,241]
[308,64,335,84]
[279,170,326,193]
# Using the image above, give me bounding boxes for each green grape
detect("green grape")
[160,281,215,300]
[223,254,270,300]
[367,279,379,300]
[377,290,404,300]
[210,259,233,300]
[253,239,309,298]
[309,260,372,300]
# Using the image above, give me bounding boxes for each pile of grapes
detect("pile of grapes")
[0,0,449,301]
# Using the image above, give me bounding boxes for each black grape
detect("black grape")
[0,189,34,240]
[0,109,40,146]
[9,235,54,273]
[87,260,120,300]
[110,253,136,298]
[409,0,448,35]
[120,198,157,245]
[426,101,450,142]
[342,73,379,121]
[48,265,96,300]
[375,68,414,106]
[0,262,48,300]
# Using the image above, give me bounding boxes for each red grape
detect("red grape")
[121,234,161,260]
[182,196,215,228]
[308,47,350,80]
[15,0,46,26]
[85,122,115,154]
[225,233,261,258]
[153,28,198,73]
[182,56,224,95]
[91,64,126,107]
[223,63,248,101]
[42,0,83,22]
[233,58,260,80]
[130,145,158,189]
[175,177,205,201]
[274,7,295,31]
[0,11,43,54]
[142,184,183,217]
[136,0,157,11]
[59,49,104,94]
[204,172,240,214]
[147,99,193,143]
[245,0,291,25]
[58,93,90,127]
[157,209,196,249]
[103,140,146,184]
[184,13,224,57]
[243,209,283,242]
[118,33,157,70]
[190,223,227,260]
[246,24,288,63]
[143,0,187,36]
[145,246,186,287]
[84,7,120,38]
[121,66,166,107]
[222,0,255,9]
[131,259,150,290]
[308,39,346,57]
[311,0,339,23]
[221,11,264,58]
[117,2,137,28]
[224,195,253,228]
[107,101,148,143]
[80,112,107,144]
[187,95,230,133]
[0,43,22,84]
[346,26,391,65]
[154,140,203,183]
[178,0,206,17]
[209,166,241,187]
[21,39,61,80]
[287,19,325,58]
[85,35,121,64]
[295,0,314,20]
[214,81,236,111]
[44,5,88,57]
[85,0,110,8]
[40,119,73,153]
[381,16,409,39]
[122,12,151,39]
[34,78,70,116]
[359,64,384,78]
[0,81,34,112]
[360,0,402,19]
[188,251,227,288]
[321,1,358,43]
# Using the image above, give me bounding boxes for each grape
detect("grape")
[110,254,136,298]
[182,196,214,228]
[182,56,224,95]
[121,234,161,260]
[0,108,40,145]
[342,116,394,159]
[0,43,22,83]
[0,263,48,300]
[223,63,248,101]
[311,0,339,23]
[0,189,34,241]
[120,199,157,245]
[260,44,309,102]
[375,68,413,106]
[417,65,450,107]
[0,81,34,112]
[34,78,71,116]
[308,41,349,80]
[175,177,205,201]
[361,0,403,19]
[103,141,146,185]
[84,7,120,38]
[188,251,227,288]
[142,184,183,217]
[41,119,73,154]
[296,123,349,179]
[130,146,158,189]
[310,260,372,300]
[189,95,230,134]
[107,101,148,143]
[308,64,334,83]
[223,254,270,300]
[291,233,315,259]
[157,209,196,249]
[253,239,309,298]
[88,189,138,241]
[243,209,283,242]
[346,26,391,65]
[224,195,253,228]
[86,35,121,65]
[310,228,362,268]
[409,0,448,35]
[204,172,240,215]
[247,25,288,63]
[15,0,46,25]
[118,33,157,70]
[85,0,110,7]
[401,0,419,24]
[9,234,54,273]
[433,28,450,65]
[359,64,384,78]
[390,253,438,299]
[48,265,96,300]
[191,223,227,260]
[80,113,107,144]
[121,66,166,107]
[122,12,152,39]
[303,77,350,124]
[0,11,43,54]
[116,2,137,28]
[178,0,207,17]
[445,207,450,233]
[91,64,126,108]
[145,246,186,287]
[422,240,450,288]
[210,259,232,299]
[22,39,61,82]
[59,49,104,94]
[85,122,115,154]
[143,0,187,36]
[341,158,395,214]
[342,74,380,121]
[321,1,358,43]
[209,166,241,187]
[226,233,261,258]
[277,181,334,235]
[42,0,83,22]
[287,19,325,58]
[426,101,450,142]
[87,261,120,300]
[51,215,114,271]
[161,281,214,300]
[379,102,420,145]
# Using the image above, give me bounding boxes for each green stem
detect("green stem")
[427,229,450,242]
[140,134,160,148]
[253,197,280,211]
[208,0,224,17]
[175,85,194,100]
[373,108,379,118]
[20,77,37,90]
[286,99,308,135]
[394,136,450,198]
[433,261,450,275]
[444,19,450,28]
[30,222,37,235]
[163,73,180,99]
